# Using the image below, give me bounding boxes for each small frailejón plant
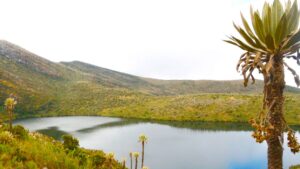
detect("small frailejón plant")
[129,152,133,169]
[225,0,300,168]
[138,134,148,168]
[133,152,139,169]
[4,97,17,132]
[142,166,149,169]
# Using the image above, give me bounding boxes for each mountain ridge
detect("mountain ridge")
[1,39,299,95]
[61,60,300,94]
[0,40,300,122]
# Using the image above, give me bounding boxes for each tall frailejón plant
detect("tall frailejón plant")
[133,152,139,169]
[225,0,300,168]
[138,134,148,168]
[4,97,17,132]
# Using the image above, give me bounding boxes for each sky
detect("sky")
[0,0,299,86]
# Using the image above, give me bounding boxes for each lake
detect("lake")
[14,116,300,169]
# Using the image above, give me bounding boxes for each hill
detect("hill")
[61,61,300,95]
[0,40,300,123]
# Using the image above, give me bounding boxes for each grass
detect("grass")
[97,93,300,125]
[2,88,300,125]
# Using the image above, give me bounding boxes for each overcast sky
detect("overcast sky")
[0,0,299,86]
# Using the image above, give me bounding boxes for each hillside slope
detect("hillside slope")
[0,40,300,123]
[0,124,124,169]
[62,61,300,95]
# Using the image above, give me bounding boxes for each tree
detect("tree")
[4,97,17,132]
[132,152,139,169]
[138,134,148,168]
[225,0,300,168]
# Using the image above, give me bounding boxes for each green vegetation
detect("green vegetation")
[99,93,300,124]
[62,135,79,150]
[290,165,300,169]
[0,124,125,169]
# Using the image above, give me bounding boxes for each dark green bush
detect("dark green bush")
[76,150,87,165]
[91,154,105,167]
[14,148,27,162]
[12,125,28,140]
[69,149,87,166]
[62,135,79,150]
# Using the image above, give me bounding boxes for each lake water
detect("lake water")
[14,116,300,169]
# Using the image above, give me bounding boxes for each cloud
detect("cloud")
[0,0,298,86]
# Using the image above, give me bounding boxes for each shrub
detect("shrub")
[0,131,14,144]
[14,148,27,162]
[0,125,123,169]
[76,150,87,166]
[69,149,87,166]
[62,135,79,150]
[91,154,105,167]
[0,124,10,132]
[12,125,28,140]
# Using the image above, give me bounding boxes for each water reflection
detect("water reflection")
[76,120,141,133]
[14,116,300,169]
[37,126,68,140]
